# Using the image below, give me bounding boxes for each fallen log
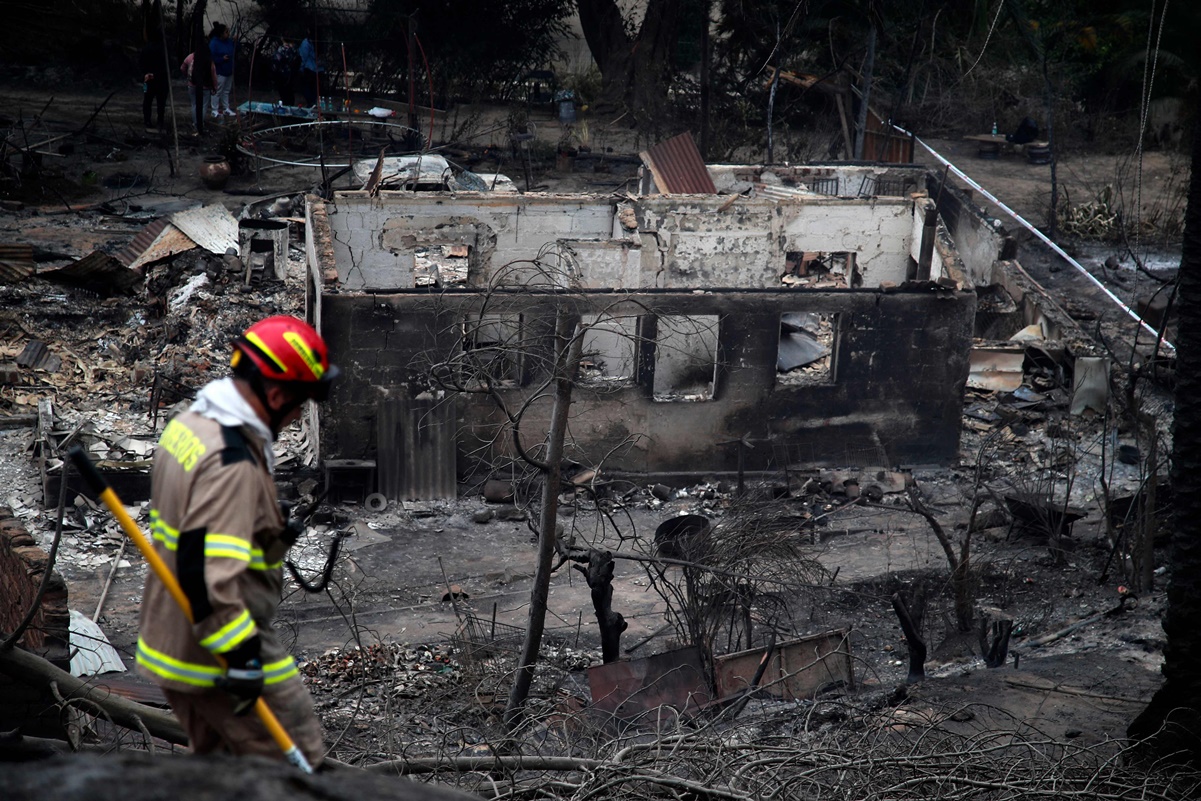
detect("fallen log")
[0,645,185,746]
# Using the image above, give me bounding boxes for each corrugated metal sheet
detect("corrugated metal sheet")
[16,341,62,372]
[69,610,128,677]
[0,244,36,282]
[377,392,457,500]
[118,218,198,270]
[640,132,717,194]
[41,251,143,295]
[714,630,854,701]
[171,204,239,255]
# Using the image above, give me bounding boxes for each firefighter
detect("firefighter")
[136,315,339,765]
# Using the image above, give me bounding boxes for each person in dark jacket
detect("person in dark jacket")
[270,39,301,107]
[140,39,169,130]
[182,40,217,135]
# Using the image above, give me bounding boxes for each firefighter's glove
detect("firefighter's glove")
[214,637,264,716]
[279,500,305,546]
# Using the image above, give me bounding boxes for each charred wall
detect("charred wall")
[320,287,975,479]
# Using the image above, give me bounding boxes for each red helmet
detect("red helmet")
[231,315,340,401]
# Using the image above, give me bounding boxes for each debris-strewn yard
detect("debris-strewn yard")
[0,78,1193,798]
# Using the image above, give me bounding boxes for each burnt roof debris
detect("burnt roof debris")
[0,244,36,283]
[640,132,717,195]
[16,340,62,373]
[40,251,143,296]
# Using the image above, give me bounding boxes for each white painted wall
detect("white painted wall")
[325,190,923,291]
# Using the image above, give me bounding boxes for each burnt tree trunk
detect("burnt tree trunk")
[1129,93,1201,760]
[503,311,584,730]
[575,550,627,663]
[891,592,926,684]
[577,0,684,130]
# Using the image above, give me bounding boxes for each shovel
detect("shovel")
[68,445,313,773]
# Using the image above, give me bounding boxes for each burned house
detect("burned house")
[303,160,1041,498]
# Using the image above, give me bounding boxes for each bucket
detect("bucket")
[654,514,711,560]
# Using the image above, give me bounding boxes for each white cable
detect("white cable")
[897,128,1173,354]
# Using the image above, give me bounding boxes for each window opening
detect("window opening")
[462,313,523,387]
[783,251,856,288]
[810,177,839,195]
[578,313,638,387]
[415,244,469,287]
[653,315,719,402]
[776,312,837,387]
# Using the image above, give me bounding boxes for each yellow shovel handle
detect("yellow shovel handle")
[68,446,313,773]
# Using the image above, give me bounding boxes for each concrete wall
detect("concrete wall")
[319,287,975,478]
[927,172,1016,286]
[323,191,927,292]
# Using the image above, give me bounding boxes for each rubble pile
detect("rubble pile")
[300,641,462,702]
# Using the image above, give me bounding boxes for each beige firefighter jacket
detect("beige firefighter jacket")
[136,410,299,694]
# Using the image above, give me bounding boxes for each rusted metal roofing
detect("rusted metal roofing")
[171,204,239,255]
[41,251,143,295]
[118,218,198,270]
[16,341,62,372]
[639,132,716,194]
[0,244,36,283]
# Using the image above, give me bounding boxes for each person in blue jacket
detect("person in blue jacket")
[209,22,237,117]
[298,31,323,107]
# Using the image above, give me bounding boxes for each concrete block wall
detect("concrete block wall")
[322,192,926,293]
[926,173,1015,286]
[320,287,975,477]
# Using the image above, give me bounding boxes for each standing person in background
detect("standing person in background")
[140,37,169,131]
[270,38,300,107]
[182,39,217,135]
[209,22,237,117]
[297,31,322,108]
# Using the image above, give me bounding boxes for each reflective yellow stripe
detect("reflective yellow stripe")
[263,656,299,685]
[150,509,180,551]
[245,331,288,373]
[282,330,325,379]
[136,638,222,687]
[199,609,258,653]
[204,533,251,562]
[248,547,282,571]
